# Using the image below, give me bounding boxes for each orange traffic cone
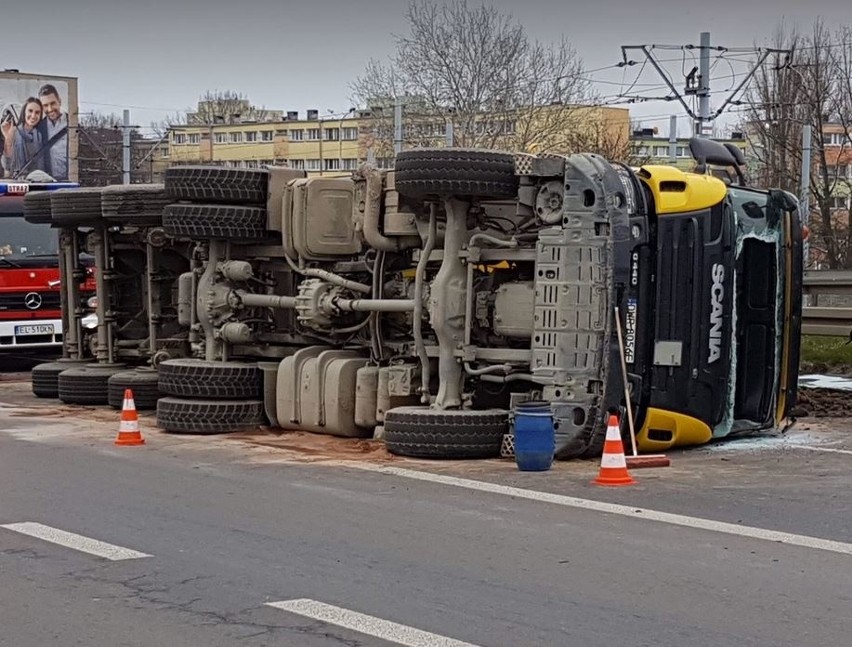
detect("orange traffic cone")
[115,388,145,446]
[592,414,635,486]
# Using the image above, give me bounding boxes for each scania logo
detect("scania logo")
[24,292,42,310]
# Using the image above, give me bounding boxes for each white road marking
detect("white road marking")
[794,445,852,456]
[0,522,151,561]
[266,598,479,647]
[354,465,852,557]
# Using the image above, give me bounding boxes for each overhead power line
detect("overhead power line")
[620,35,793,137]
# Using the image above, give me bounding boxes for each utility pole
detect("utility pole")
[122,109,131,184]
[801,124,812,274]
[697,31,711,138]
[668,115,678,163]
[393,97,403,155]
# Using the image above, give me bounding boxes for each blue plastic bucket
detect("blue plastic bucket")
[513,401,555,471]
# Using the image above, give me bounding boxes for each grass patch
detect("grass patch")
[799,335,852,373]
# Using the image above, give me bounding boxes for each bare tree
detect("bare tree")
[351,0,597,159]
[742,21,852,268]
[559,108,635,163]
[150,111,187,139]
[77,111,160,186]
[187,90,268,125]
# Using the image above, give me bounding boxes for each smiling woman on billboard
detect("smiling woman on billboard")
[1,97,49,178]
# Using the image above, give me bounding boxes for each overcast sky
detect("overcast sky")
[5,0,850,138]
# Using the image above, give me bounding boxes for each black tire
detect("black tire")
[156,397,263,434]
[165,166,268,205]
[107,369,162,410]
[23,191,53,224]
[101,184,168,226]
[58,365,126,405]
[162,203,267,239]
[384,407,509,459]
[50,188,104,226]
[158,359,262,399]
[31,359,92,398]
[394,148,518,200]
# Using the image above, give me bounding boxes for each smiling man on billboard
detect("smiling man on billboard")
[37,84,68,181]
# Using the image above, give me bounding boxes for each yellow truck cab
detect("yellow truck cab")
[618,139,803,452]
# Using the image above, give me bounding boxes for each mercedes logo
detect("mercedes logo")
[24,292,42,310]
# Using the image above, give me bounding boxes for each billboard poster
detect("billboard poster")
[0,71,78,182]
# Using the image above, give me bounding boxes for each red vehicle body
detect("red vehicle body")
[0,181,94,353]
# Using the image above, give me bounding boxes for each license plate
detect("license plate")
[624,298,637,364]
[6,183,29,195]
[15,324,54,336]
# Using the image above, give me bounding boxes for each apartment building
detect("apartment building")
[821,123,852,213]
[166,98,630,176]
[629,127,748,171]
[167,105,365,178]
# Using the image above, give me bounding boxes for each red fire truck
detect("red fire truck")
[0,180,93,355]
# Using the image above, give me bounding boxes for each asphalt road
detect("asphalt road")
[2,395,851,647]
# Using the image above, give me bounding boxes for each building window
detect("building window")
[324,128,339,141]
[342,127,358,140]
[677,146,689,157]
[160,148,169,158]
[654,146,669,157]
[188,134,200,145]
[246,131,257,142]
[230,132,243,143]
[261,130,273,142]
[289,129,304,141]
[306,129,321,141]
[306,159,321,171]
[173,134,186,144]
[215,133,228,144]
[289,159,305,170]
[341,158,359,170]
[826,132,851,147]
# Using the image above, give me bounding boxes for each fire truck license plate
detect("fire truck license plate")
[15,324,54,336]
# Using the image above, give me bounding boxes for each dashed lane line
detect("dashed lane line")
[1,522,151,561]
[794,445,852,456]
[353,465,852,557]
[266,598,480,647]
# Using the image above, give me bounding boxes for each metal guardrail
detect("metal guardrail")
[803,271,852,336]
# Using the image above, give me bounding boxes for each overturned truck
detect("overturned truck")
[145,139,802,459]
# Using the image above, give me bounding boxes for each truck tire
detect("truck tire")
[31,359,92,398]
[107,368,162,410]
[165,166,268,205]
[58,365,126,405]
[394,148,518,200]
[162,203,267,239]
[101,184,169,226]
[157,359,262,399]
[156,397,263,434]
[577,425,608,460]
[23,191,53,225]
[384,407,508,459]
[50,188,104,226]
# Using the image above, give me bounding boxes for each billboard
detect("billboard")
[0,71,78,182]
